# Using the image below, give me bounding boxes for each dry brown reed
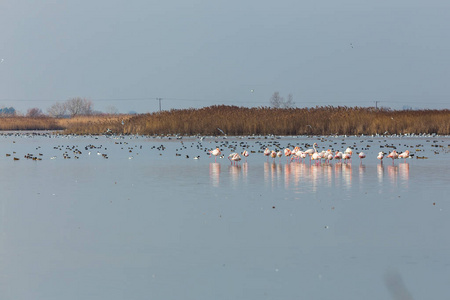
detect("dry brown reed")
[119,106,450,136]
[1,106,449,135]
[0,116,63,131]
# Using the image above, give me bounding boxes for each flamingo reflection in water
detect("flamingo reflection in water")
[377,163,384,183]
[209,163,221,187]
[399,163,410,181]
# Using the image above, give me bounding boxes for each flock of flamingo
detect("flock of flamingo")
[209,143,411,165]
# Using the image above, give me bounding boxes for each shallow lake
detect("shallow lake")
[0,133,449,300]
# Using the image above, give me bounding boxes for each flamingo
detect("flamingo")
[277,150,283,162]
[345,147,353,155]
[228,153,241,165]
[334,151,343,162]
[300,151,308,161]
[290,150,301,162]
[311,152,320,165]
[241,150,249,162]
[387,150,398,164]
[284,148,292,163]
[358,151,366,162]
[304,143,318,163]
[344,147,353,162]
[342,153,351,163]
[377,151,385,162]
[209,148,221,162]
[228,153,236,164]
[398,150,410,162]
[264,148,271,161]
[327,153,334,163]
[270,150,277,161]
[322,149,332,163]
[304,143,318,156]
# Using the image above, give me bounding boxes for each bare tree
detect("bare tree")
[270,92,283,108]
[26,107,44,117]
[66,97,93,117]
[270,92,295,108]
[283,93,295,108]
[105,105,119,115]
[47,102,67,118]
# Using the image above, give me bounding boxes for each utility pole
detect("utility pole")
[156,98,162,112]
[374,101,380,109]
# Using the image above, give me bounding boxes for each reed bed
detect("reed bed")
[1,106,449,135]
[0,116,63,131]
[119,106,450,136]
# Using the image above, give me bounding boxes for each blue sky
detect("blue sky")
[1,0,449,114]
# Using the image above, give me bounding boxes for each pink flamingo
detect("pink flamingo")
[241,150,249,162]
[398,150,410,162]
[209,148,221,162]
[304,143,318,163]
[264,148,271,161]
[327,153,334,163]
[334,151,343,162]
[344,147,353,162]
[342,153,351,163]
[358,151,366,164]
[304,143,318,156]
[377,151,385,163]
[228,153,241,165]
[290,150,301,162]
[270,150,277,162]
[300,151,307,162]
[284,148,292,163]
[311,152,320,165]
[387,150,398,164]
[277,150,283,162]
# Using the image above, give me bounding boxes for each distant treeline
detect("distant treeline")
[0,106,449,135]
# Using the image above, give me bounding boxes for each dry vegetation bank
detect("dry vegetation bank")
[0,106,449,135]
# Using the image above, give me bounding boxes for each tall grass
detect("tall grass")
[1,106,449,135]
[120,106,450,136]
[0,116,63,131]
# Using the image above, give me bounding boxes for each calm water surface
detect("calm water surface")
[0,134,449,300]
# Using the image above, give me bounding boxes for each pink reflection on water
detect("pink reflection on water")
[342,163,353,189]
[359,164,366,184]
[377,163,385,183]
[399,163,410,181]
[228,164,241,184]
[209,163,221,187]
[264,162,283,187]
[387,165,399,185]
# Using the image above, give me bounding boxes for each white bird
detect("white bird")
[304,143,318,156]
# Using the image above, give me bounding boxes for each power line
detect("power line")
[0,97,448,106]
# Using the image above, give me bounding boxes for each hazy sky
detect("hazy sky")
[1,0,449,114]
